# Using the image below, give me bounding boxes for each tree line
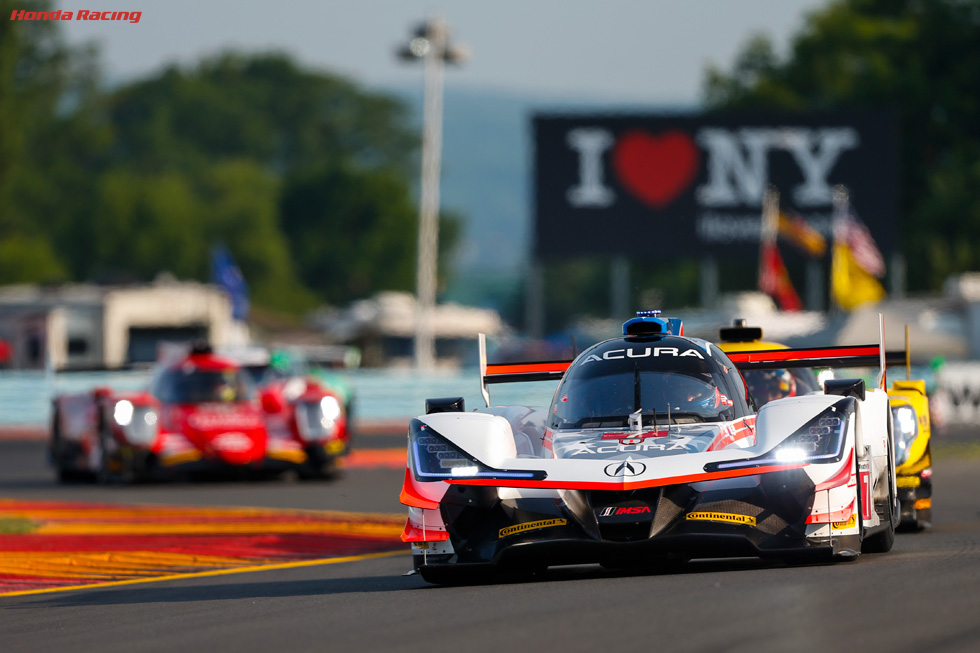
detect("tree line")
[0,0,458,315]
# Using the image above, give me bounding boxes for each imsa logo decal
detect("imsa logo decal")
[499,518,567,538]
[686,511,756,527]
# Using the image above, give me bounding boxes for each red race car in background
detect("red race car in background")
[49,342,350,483]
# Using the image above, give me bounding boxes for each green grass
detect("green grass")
[933,441,980,460]
[0,517,38,534]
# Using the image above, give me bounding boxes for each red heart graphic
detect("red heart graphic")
[612,130,700,209]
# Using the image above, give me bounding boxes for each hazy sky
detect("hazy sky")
[58,0,828,103]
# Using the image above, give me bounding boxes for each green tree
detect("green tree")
[0,0,107,282]
[90,170,206,281]
[106,52,417,177]
[703,0,980,290]
[1,16,459,314]
[280,164,460,305]
[199,160,315,312]
[102,51,449,310]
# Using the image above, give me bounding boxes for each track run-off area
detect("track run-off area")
[0,429,410,597]
[0,500,406,596]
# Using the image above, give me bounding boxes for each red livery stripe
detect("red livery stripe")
[726,345,879,364]
[706,416,757,452]
[806,499,856,524]
[814,450,855,491]
[447,462,805,491]
[485,361,572,376]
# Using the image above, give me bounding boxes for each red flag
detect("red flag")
[759,241,802,311]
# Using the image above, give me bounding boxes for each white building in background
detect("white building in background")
[0,279,239,370]
[314,291,504,368]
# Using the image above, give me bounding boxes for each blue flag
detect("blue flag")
[211,245,250,321]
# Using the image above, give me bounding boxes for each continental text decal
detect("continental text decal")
[686,512,756,526]
[499,518,567,538]
[832,514,857,530]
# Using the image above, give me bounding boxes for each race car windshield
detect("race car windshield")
[153,368,256,404]
[549,344,740,429]
[743,368,820,407]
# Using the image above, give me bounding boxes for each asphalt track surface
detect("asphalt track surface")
[2,429,980,653]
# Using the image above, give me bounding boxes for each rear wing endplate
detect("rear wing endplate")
[479,333,571,407]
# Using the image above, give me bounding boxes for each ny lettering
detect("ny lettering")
[565,126,859,208]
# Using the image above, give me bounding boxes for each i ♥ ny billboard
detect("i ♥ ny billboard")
[533,112,899,259]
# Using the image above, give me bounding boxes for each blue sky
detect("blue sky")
[59,0,827,104]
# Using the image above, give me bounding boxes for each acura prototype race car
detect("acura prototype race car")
[401,312,900,584]
[50,342,350,482]
[718,319,932,531]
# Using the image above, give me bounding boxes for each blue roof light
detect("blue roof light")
[623,310,683,337]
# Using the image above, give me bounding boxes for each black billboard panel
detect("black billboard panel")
[533,111,899,259]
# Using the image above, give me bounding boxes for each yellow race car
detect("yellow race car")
[718,319,932,531]
[887,379,933,530]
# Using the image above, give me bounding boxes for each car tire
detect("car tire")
[95,426,113,485]
[50,405,70,483]
[862,418,897,554]
[96,422,134,485]
[298,451,339,481]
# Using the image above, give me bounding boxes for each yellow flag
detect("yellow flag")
[831,242,886,310]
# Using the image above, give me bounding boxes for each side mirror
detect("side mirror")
[261,391,285,414]
[425,396,465,414]
[824,378,865,401]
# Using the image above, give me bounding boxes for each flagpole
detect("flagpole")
[759,187,778,303]
[830,185,849,314]
[761,187,779,247]
[759,187,778,294]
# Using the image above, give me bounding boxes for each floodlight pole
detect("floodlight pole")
[398,18,465,371]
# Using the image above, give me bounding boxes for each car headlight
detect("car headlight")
[706,398,854,472]
[320,396,342,423]
[409,419,545,482]
[114,400,134,426]
[891,404,918,466]
[121,406,158,446]
[295,396,343,442]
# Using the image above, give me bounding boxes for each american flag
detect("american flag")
[834,214,885,278]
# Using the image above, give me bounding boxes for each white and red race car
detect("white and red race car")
[401,311,899,584]
[50,343,350,482]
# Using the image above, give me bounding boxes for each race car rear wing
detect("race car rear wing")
[477,315,907,406]
[724,344,907,371]
[727,311,909,382]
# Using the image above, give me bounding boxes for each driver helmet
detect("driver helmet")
[668,374,730,412]
[748,368,797,404]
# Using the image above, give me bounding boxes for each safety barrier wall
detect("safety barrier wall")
[3,366,980,426]
[935,362,980,426]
